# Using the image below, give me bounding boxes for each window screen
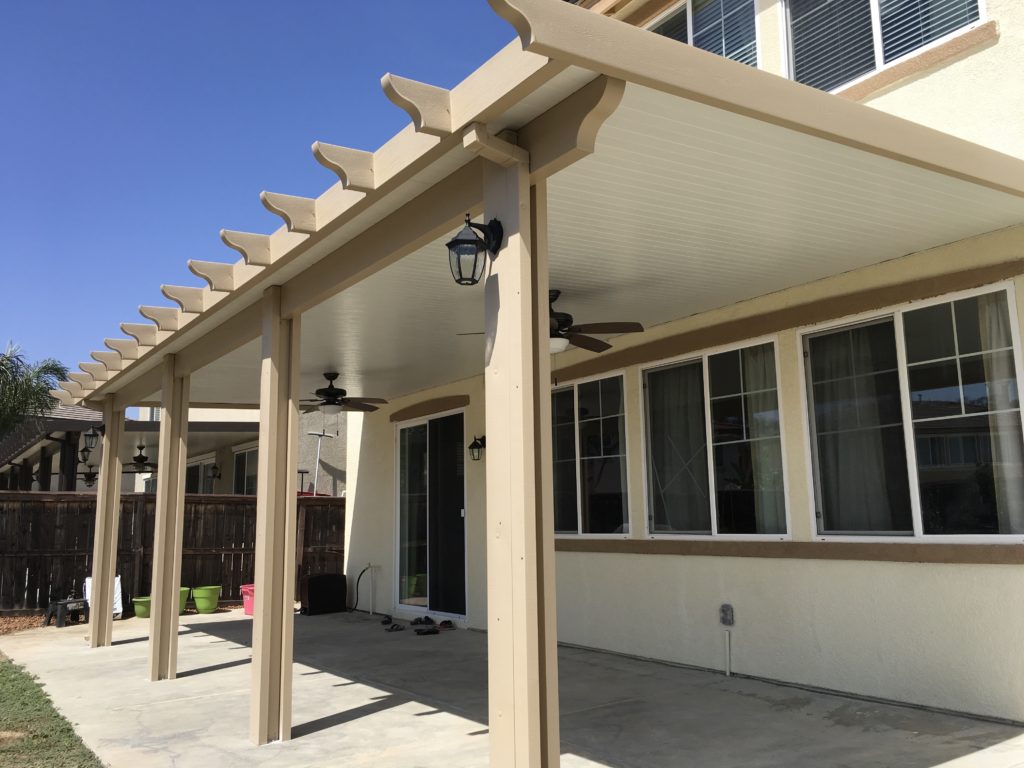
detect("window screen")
[790,0,875,91]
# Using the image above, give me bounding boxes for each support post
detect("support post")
[88,395,124,648]
[38,448,52,491]
[483,161,560,765]
[148,354,190,680]
[250,286,301,745]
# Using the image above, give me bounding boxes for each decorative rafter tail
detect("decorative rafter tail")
[260,191,319,234]
[91,350,124,371]
[120,322,160,347]
[381,73,453,136]
[105,338,141,361]
[138,305,183,332]
[68,372,95,388]
[188,260,239,291]
[311,142,376,192]
[220,229,274,267]
[58,380,86,397]
[79,362,109,381]
[161,284,211,314]
[49,389,74,406]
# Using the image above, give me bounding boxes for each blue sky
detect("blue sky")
[0,1,515,369]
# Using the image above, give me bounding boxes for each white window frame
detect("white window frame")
[639,334,792,541]
[552,370,633,539]
[797,280,1024,544]
[784,0,988,95]
[647,0,762,69]
[391,407,469,621]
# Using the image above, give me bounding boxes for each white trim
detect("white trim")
[549,369,632,538]
[798,280,1024,543]
[638,333,792,542]
[231,440,259,454]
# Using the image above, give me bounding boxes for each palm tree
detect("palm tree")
[0,343,69,436]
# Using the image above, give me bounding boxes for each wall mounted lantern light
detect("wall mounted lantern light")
[82,466,98,488]
[468,435,486,461]
[83,426,100,451]
[207,464,222,481]
[446,214,503,286]
[78,448,91,464]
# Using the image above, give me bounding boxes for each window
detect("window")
[185,458,217,494]
[653,1,758,67]
[232,447,258,495]
[789,0,981,92]
[805,288,1024,537]
[644,342,787,536]
[552,375,629,535]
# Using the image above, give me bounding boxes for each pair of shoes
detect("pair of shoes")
[438,620,455,630]
[380,615,392,626]
[415,627,440,636]
[385,623,404,633]
[411,616,434,626]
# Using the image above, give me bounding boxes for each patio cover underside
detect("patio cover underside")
[173,82,1024,405]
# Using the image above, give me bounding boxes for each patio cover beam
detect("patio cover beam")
[489,0,1024,197]
[88,395,125,648]
[148,355,190,681]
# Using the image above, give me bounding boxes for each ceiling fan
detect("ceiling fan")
[123,445,157,474]
[458,289,645,354]
[300,372,388,415]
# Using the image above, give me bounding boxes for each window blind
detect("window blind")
[790,0,875,92]
[879,0,980,63]
[693,0,758,66]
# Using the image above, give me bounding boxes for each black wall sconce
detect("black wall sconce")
[83,426,100,451]
[468,435,486,461]
[446,214,503,286]
[207,464,222,481]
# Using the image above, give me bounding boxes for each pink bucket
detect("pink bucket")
[241,584,255,616]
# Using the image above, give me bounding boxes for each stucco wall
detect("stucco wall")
[343,222,1024,719]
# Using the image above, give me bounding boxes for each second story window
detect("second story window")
[789,0,981,92]
[653,1,758,67]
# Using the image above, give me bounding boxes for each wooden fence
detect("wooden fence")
[0,492,345,613]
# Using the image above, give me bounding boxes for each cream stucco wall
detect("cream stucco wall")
[343,223,1024,720]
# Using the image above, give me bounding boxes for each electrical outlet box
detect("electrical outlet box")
[719,604,734,626]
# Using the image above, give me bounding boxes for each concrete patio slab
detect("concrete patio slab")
[1,609,1022,767]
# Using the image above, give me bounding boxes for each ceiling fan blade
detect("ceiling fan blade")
[567,333,612,353]
[456,332,485,336]
[568,322,644,334]
[302,405,322,413]
[345,397,389,405]
[343,402,379,413]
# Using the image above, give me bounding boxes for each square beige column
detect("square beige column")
[148,354,191,680]
[484,163,560,766]
[250,285,301,745]
[88,395,125,648]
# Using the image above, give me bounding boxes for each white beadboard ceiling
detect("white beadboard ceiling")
[186,83,1024,405]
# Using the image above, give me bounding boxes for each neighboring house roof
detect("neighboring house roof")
[0,405,103,468]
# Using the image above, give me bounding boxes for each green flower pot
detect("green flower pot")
[179,587,190,615]
[191,585,221,614]
[133,597,151,619]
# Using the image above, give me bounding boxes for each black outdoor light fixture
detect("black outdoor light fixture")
[445,214,503,286]
[78,448,91,464]
[82,466,97,488]
[207,464,222,481]
[468,435,486,461]
[83,426,100,451]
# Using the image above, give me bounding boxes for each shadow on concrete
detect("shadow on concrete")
[177,657,251,679]
[191,612,1024,768]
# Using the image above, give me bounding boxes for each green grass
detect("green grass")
[0,656,104,768]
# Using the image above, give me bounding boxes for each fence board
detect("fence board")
[0,492,344,612]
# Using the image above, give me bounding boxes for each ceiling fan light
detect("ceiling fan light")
[549,337,571,354]
[321,402,344,416]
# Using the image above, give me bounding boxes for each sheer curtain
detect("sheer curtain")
[810,323,912,533]
[979,293,1024,533]
[646,362,710,533]
[741,344,785,533]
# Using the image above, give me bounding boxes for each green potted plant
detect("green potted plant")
[132,596,151,618]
